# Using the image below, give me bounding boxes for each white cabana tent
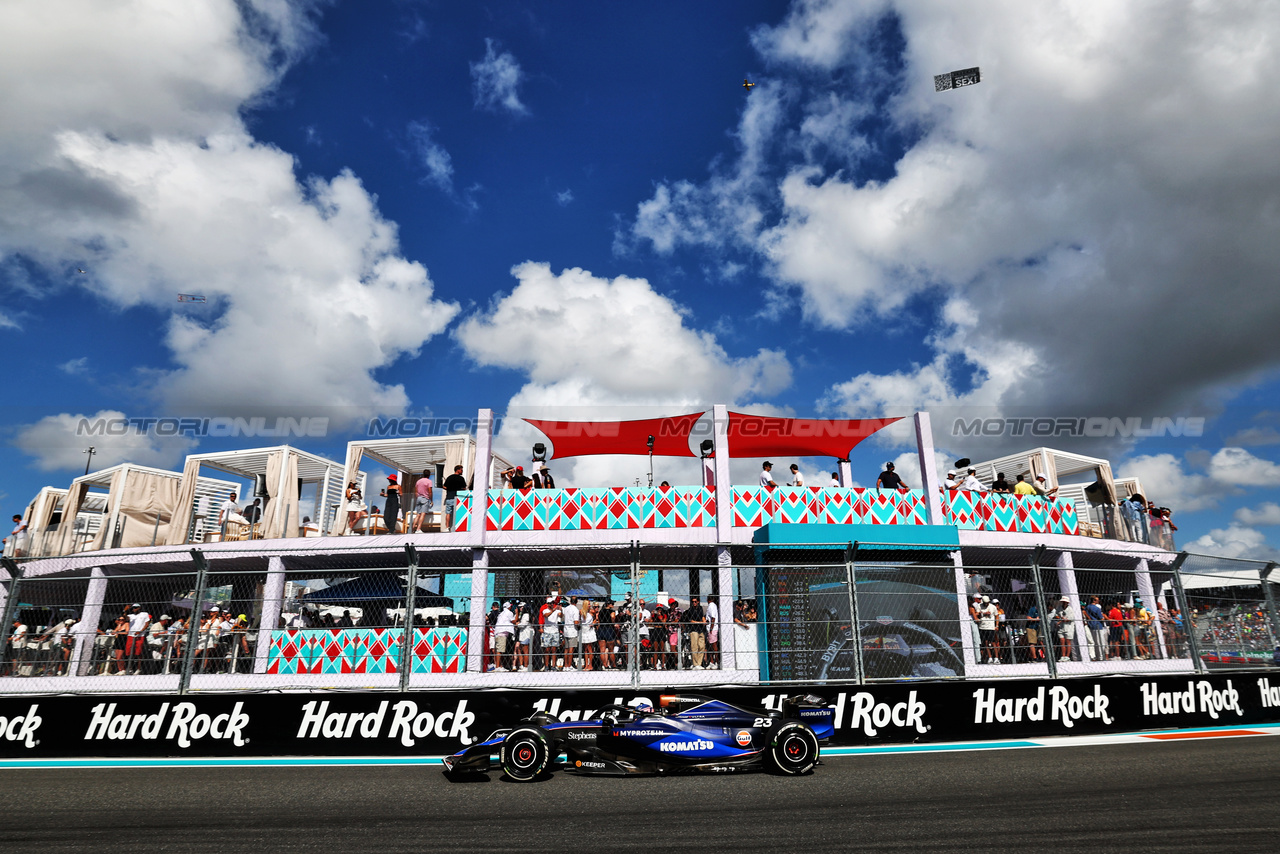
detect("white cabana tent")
[12,486,65,559]
[51,463,236,555]
[332,435,513,535]
[968,447,1129,539]
[166,445,345,544]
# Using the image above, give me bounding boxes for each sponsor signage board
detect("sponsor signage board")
[1,674,1278,759]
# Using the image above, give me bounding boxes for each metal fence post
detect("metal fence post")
[630,540,640,690]
[1259,562,1280,649]
[1168,552,1203,674]
[179,548,209,695]
[844,542,864,684]
[0,557,23,674]
[1030,545,1057,679]
[400,544,420,692]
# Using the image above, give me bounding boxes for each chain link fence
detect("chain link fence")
[3,543,1277,692]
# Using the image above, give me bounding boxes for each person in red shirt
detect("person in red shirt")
[1107,601,1124,660]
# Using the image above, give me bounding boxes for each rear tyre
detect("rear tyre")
[768,722,818,775]
[500,727,550,781]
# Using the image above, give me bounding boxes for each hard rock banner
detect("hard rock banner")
[1,673,1278,758]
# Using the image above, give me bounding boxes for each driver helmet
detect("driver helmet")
[630,701,654,714]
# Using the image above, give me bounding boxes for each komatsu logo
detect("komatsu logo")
[85,702,249,748]
[659,739,714,752]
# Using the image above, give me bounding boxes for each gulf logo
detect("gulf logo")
[735,730,752,747]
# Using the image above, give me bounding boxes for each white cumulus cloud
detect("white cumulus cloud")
[0,0,459,427]
[15,410,196,473]
[1234,502,1280,527]
[470,38,528,116]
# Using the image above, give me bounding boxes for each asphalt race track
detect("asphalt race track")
[2,738,1277,852]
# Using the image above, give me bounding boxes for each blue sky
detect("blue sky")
[2,1,1280,558]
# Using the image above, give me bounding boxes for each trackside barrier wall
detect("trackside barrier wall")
[1,673,1278,758]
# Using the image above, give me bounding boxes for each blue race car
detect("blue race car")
[443,693,834,781]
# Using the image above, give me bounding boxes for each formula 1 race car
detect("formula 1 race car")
[442,693,834,781]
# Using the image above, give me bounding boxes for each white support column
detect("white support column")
[467,548,489,673]
[254,556,286,674]
[1135,559,1164,659]
[716,545,734,670]
[712,405,732,542]
[953,551,977,670]
[838,460,853,487]
[915,412,944,525]
[469,408,494,545]
[73,567,107,676]
[1057,552,1089,662]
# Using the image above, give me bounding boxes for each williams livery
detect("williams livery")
[443,693,834,781]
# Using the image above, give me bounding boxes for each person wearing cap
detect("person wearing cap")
[506,466,531,490]
[533,465,555,489]
[1053,596,1076,662]
[759,461,779,490]
[541,599,563,671]
[199,606,222,673]
[125,604,151,675]
[380,474,402,534]
[1032,474,1058,499]
[960,468,987,492]
[1013,474,1036,496]
[876,462,907,492]
[145,614,172,675]
[492,601,515,672]
[975,595,999,664]
[561,597,581,670]
[943,470,960,490]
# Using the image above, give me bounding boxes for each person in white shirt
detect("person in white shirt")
[580,604,597,670]
[542,603,563,671]
[759,461,779,489]
[217,492,249,533]
[125,604,151,673]
[704,599,719,668]
[561,597,581,670]
[960,468,987,492]
[5,514,28,558]
[943,470,960,490]
[789,464,804,487]
[976,595,999,664]
[494,602,516,671]
[147,615,172,674]
[1033,474,1058,498]
[829,472,841,487]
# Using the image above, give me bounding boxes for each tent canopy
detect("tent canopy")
[524,412,703,459]
[726,412,903,459]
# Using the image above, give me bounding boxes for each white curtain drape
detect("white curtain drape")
[164,458,204,545]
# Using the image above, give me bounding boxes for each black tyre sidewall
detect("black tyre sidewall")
[770,723,818,775]
[501,728,550,781]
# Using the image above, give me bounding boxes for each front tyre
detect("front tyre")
[500,727,551,782]
[768,722,819,776]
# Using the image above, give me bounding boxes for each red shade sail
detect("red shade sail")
[726,412,903,459]
[524,412,704,459]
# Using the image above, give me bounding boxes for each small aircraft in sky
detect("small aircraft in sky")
[177,293,207,303]
[742,78,755,91]
[76,267,86,274]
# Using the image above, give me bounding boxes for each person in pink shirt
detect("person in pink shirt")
[413,470,434,532]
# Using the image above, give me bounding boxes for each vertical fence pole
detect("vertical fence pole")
[1259,562,1280,649]
[254,556,286,674]
[1168,552,1203,674]
[179,548,209,695]
[0,557,22,675]
[73,567,107,676]
[630,540,640,690]
[400,545,420,692]
[1030,545,1057,680]
[844,542,864,685]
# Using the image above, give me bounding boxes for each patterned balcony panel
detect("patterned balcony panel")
[730,487,929,528]
[265,627,467,675]
[483,487,715,531]
[453,493,472,533]
[942,490,1080,535]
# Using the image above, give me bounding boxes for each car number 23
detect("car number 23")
[752,717,773,728]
